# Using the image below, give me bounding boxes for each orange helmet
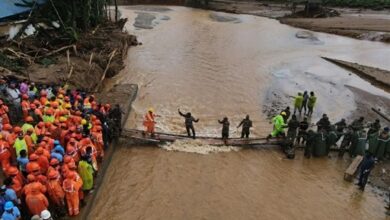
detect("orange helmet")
[66,172,75,180]
[45,122,52,128]
[51,102,59,108]
[39,141,47,148]
[7,166,19,176]
[37,122,44,128]
[68,162,76,170]
[25,116,33,122]
[46,109,53,115]
[63,155,73,164]
[29,154,39,161]
[66,146,76,154]
[30,163,40,173]
[27,174,36,182]
[13,127,22,133]
[3,124,12,131]
[48,170,59,179]
[35,147,44,155]
[22,94,29,100]
[50,158,59,166]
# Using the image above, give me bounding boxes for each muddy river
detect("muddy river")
[91,6,390,219]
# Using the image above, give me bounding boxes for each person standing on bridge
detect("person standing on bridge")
[178,109,199,139]
[218,117,230,143]
[143,108,160,138]
[267,112,287,141]
[237,115,252,138]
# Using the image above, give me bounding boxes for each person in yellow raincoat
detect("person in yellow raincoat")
[13,132,28,157]
[267,112,287,140]
[77,157,94,191]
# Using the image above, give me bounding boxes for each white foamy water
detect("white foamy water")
[161,139,241,154]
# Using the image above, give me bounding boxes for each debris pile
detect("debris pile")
[0,18,138,92]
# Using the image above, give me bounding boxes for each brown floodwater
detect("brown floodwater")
[90,147,386,220]
[92,6,390,220]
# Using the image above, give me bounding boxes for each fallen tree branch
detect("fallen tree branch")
[1,48,33,64]
[94,49,117,92]
[37,45,76,58]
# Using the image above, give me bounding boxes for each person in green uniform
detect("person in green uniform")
[313,129,327,157]
[304,130,316,158]
[367,119,381,137]
[335,118,347,141]
[287,114,299,144]
[353,130,367,157]
[339,128,352,158]
[326,126,338,155]
[371,127,390,160]
[293,92,304,115]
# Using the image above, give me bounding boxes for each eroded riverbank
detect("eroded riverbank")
[204,0,390,43]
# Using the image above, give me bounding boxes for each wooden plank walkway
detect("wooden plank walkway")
[122,129,284,147]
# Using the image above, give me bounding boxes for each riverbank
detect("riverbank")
[205,0,390,43]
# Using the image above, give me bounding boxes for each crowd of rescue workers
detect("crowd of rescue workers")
[143,91,390,193]
[0,76,123,220]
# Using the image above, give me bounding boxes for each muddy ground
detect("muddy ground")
[0,19,138,92]
[206,0,390,43]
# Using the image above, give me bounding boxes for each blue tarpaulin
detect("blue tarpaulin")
[0,0,47,21]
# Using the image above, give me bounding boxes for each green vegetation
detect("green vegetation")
[16,0,117,41]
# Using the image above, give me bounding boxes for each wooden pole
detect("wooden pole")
[114,0,118,22]
[372,108,390,123]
